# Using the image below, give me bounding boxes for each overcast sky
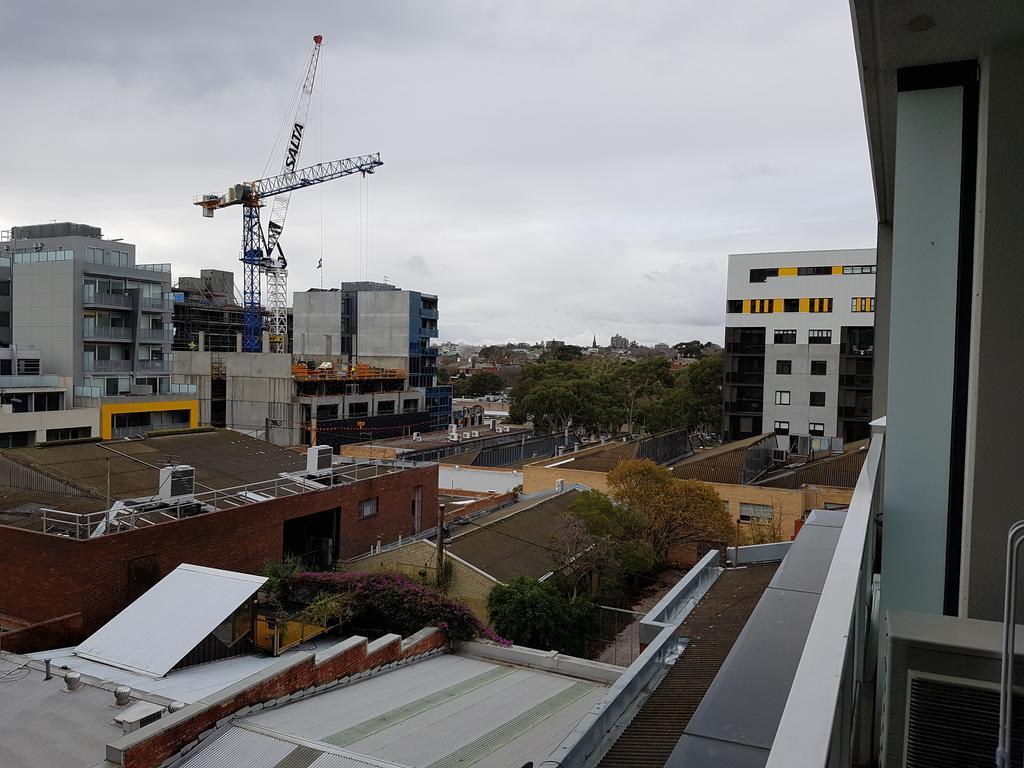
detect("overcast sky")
[0,1,875,346]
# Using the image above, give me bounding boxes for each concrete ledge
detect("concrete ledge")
[726,540,792,565]
[400,627,440,652]
[454,640,624,684]
[315,635,366,664]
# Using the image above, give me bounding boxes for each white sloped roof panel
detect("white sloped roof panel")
[75,563,266,677]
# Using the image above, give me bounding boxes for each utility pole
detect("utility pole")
[105,457,111,509]
[435,503,446,589]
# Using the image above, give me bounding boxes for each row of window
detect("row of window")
[13,249,73,263]
[774,421,826,437]
[727,296,875,314]
[774,390,827,407]
[776,359,827,375]
[749,264,877,282]
[84,246,130,267]
[773,329,832,345]
[727,297,836,314]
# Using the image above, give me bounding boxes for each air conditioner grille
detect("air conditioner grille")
[906,677,1023,767]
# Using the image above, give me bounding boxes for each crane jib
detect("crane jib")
[285,123,304,172]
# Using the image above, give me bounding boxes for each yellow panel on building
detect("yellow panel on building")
[778,267,798,277]
[99,400,200,440]
[832,265,844,275]
[773,298,783,313]
[799,298,810,312]
[742,299,752,313]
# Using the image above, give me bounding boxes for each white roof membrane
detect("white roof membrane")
[75,563,266,678]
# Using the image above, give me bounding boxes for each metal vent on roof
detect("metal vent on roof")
[306,445,333,475]
[159,465,195,500]
[905,676,1023,767]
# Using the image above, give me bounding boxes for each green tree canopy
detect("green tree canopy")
[487,577,598,656]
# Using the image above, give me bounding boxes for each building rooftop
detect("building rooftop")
[176,651,610,768]
[343,424,531,456]
[1,429,307,506]
[754,440,869,490]
[446,489,580,581]
[668,433,770,484]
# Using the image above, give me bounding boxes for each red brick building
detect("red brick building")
[0,430,438,647]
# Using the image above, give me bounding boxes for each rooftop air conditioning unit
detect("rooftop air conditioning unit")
[114,701,165,734]
[471,430,480,438]
[307,444,333,475]
[463,432,471,440]
[159,465,195,500]
[880,610,1012,767]
[770,449,788,464]
[412,432,421,442]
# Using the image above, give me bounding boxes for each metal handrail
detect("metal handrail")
[764,431,884,768]
[997,521,1024,767]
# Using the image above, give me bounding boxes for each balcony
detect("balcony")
[420,326,439,339]
[136,358,172,373]
[420,308,439,320]
[760,429,883,768]
[82,357,132,373]
[838,374,873,388]
[82,324,132,341]
[138,328,174,342]
[725,371,765,385]
[141,296,173,312]
[82,285,132,309]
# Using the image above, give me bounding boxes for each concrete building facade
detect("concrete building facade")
[2,223,196,440]
[723,249,876,442]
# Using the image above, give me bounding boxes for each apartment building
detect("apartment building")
[723,248,876,443]
[3,222,197,439]
[292,281,451,430]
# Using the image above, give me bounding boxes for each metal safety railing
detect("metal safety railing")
[38,459,412,539]
[763,430,884,768]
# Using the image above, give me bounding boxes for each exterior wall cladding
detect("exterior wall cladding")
[0,464,438,641]
[723,248,877,443]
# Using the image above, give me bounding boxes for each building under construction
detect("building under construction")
[172,269,292,354]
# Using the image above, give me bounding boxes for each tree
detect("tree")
[436,367,451,384]
[515,383,589,435]
[607,459,733,561]
[452,371,505,397]
[678,352,724,434]
[487,577,598,656]
[539,344,585,362]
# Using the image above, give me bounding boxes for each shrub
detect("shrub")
[487,577,598,656]
[288,571,504,643]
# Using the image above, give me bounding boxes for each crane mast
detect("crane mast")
[264,35,322,353]
[196,36,383,355]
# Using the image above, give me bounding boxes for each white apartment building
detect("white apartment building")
[723,248,876,442]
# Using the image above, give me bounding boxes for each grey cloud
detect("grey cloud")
[0,0,875,346]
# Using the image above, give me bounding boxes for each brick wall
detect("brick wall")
[342,540,499,622]
[0,612,83,654]
[0,464,438,640]
[112,627,448,768]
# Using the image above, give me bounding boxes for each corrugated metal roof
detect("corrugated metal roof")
[239,653,607,768]
[754,444,868,490]
[445,490,580,581]
[75,564,266,677]
[668,434,769,484]
[175,726,405,768]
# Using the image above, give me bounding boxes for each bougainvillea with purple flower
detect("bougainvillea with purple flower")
[288,571,510,645]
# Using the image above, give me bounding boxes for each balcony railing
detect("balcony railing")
[82,286,132,308]
[138,328,173,342]
[763,426,884,768]
[725,371,765,385]
[82,358,132,372]
[136,358,172,372]
[141,296,173,312]
[82,324,132,340]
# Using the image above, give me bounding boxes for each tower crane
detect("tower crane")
[195,154,383,352]
[194,35,382,353]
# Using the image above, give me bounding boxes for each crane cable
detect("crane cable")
[319,43,325,290]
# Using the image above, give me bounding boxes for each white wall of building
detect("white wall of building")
[439,466,522,494]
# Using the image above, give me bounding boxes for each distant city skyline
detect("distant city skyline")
[0,1,875,345]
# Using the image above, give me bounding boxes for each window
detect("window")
[797,266,833,276]
[810,360,827,376]
[750,268,779,283]
[783,298,800,312]
[316,404,338,421]
[809,391,826,407]
[727,299,743,313]
[774,329,796,344]
[0,280,9,296]
[809,422,825,436]
[842,265,876,275]
[348,401,369,417]
[403,398,419,413]
[376,400,396,415]
[739,502,774,522]
[0,360,9,375]
[774,420,790,435]
[851,297,876,312]
[0,312,9,328]
[16,357,39,374]
[776,360,792,375]
[359,497,378,519]
[775,390,791,405]
[45,427,91,442]
[824,502,849,510]
[808,329,832,345]
[13,249,72,263]
[750,299,774,314]
[809,297,833,313]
